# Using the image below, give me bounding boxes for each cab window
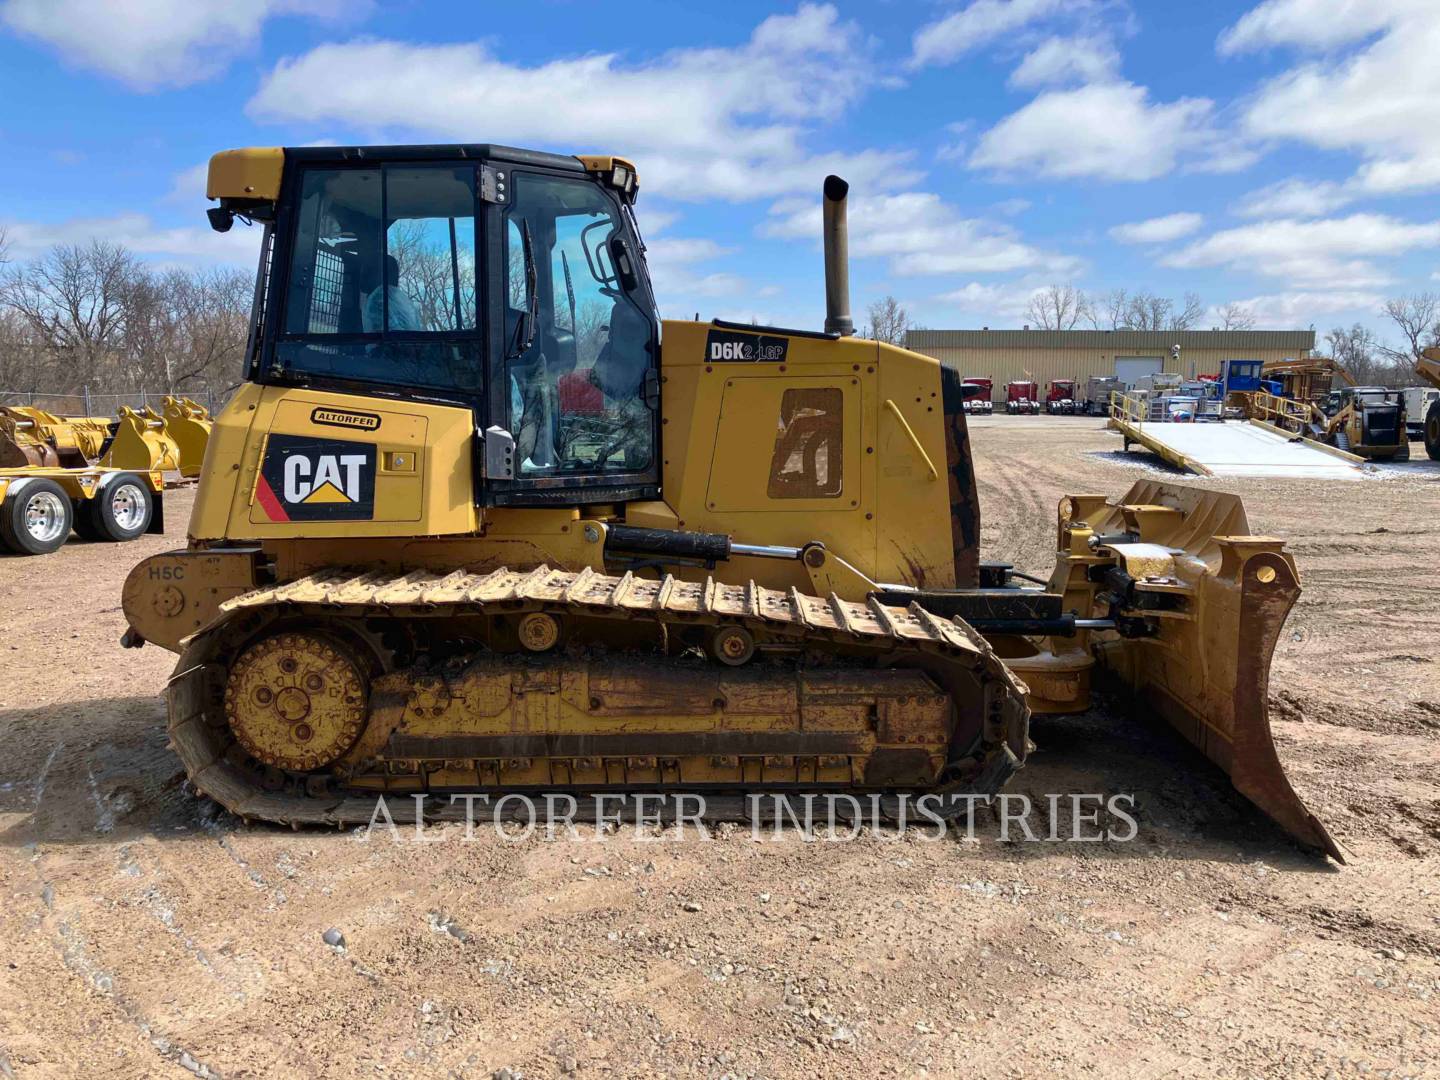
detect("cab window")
[278,166,479,392]
[503,173,656,476]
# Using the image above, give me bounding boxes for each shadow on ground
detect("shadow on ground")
[0,689,1338,869]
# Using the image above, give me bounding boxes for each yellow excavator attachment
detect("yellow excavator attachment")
[160,396,214,477]
[1046,481,1343,861]
[0,406,112,468]
[99,405,183,473]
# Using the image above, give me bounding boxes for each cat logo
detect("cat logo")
[255,434,376,522]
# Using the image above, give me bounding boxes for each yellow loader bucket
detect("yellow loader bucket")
[100,406,182,473]
[1046,481,1343,861]
[160,396,213,478]
[0,405,112,468]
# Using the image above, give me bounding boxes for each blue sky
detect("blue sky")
[1,0,1437,342]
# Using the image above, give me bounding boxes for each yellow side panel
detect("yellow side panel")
[207,148,284,201]
[705,376,862,513]
[248,397,428,525]
[189,383,264,540]
[655,320,879,580]
[193,386,476,541]
[873,342,957,589]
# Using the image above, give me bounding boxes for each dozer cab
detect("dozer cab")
[120,145,1339,860]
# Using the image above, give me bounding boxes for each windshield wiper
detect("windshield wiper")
[509,218,540,358]
[561,250,577,333]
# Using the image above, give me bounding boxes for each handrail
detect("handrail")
[1249,390,1319,433]
[1108,389,1147,427]
[882,399,939,480]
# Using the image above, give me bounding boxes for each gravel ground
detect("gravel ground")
[0,416,1436,1079]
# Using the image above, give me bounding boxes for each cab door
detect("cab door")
[478,165,661,507]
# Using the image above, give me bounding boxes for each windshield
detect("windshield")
[503,172,656,476]
[278,165,480,392]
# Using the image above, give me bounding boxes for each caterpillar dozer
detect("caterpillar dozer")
[120,145,1340,860]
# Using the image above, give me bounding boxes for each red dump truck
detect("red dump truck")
[1004,380,1042,415]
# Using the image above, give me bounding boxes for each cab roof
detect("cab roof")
[207,145,637,204]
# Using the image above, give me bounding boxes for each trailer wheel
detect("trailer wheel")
[72,505,102,541]
[1425,400,1440,462]
[0,479,74,555]
[85,474,153,542]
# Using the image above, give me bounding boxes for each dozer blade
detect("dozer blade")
[1053,481,1343,861]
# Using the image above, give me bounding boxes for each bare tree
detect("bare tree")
[0,239,253,403]
[1026,283,1090,330]
[1379,293,1439,364]
[1091,288,1205,331]
[1128,290,1172,331]
[1215,301,1257,330]
[1173,291,1204,331]
[862,295,917,345]
[0,241,140,389]
[1094,288,1129,330]
[1323,323,1402,385]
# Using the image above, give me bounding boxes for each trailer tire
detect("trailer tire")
[1424,400,1440,462]
[85,474,153,542]
[72,502,105,541]
[0,479,74,556]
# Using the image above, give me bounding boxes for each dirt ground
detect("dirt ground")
[0,416,1436,1079]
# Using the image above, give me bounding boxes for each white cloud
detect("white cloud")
[166,163,211,205]
[910,0,1068,68]
[1009,35,1119,88]
[641,235,751,308]
[935,281,1046,321]
[246,5,917,202]
[1226,1,1440,202]
[1217,0,1410,55]
[969,81,1250,181]
[0,0,363,89]
[1233,178,1354,218]
[1162,213,1440,288]
[1109,212,1204,244]
[0,213,262,266]
[762,191,1078,277]
[1223,290,1385,328]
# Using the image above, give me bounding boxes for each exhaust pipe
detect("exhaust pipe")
[822,174,854,337]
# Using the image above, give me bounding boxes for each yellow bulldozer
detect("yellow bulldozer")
[120,145,1340,860]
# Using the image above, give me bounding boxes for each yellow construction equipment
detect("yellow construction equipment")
[160,396,215,477]
[1261,357,1354,406]
[0,397,213,475]
[0,406,112,468]
[1250,386,1408,461]
[120,145,1341,860]
[1418,347,1440,461]
[97,406,182,473]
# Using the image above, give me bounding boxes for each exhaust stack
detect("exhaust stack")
[822,174,854,337]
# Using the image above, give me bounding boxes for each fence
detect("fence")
[0,387,223,417]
